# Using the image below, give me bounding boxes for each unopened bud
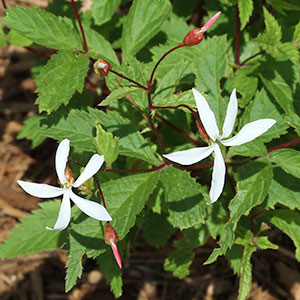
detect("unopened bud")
[94,59,110,75]
[64,165,75,184]
[104,223,122,269]
[183,11,221,46]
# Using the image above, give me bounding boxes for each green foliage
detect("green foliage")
[284,113,300,136]
[122,0,172,56]
[0,201,66,258]
[4,6,82,50]
[92,0,121,26]
[238,0,253,30]
[35,51,90,113]
[94,121,119,167]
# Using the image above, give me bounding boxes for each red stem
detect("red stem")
[25,47,50,60]
[100,163,167,173]
[2,0,7,9]
[71,0,88,54]
[240,51,264,66]
[94,176,107,209]
[110,69,147,90]
[155,112,201,146]
[235,5,240,67]
[267,139,300,153]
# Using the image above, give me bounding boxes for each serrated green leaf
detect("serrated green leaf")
[226,244,243,275]
[7,29,32,46]
[97,250,123,297]
[238,0,253,30]
[194,35,227,126]
[228,140,267,157]
[269,149,300,178]
[267,209,300,261]
[0,200,66,258]
[238,245,256,300]
[143,212,176,247]
[284,112,300,136]
[293,19,300,44]
[161,167,207,230]
[4,6,82,50]
[17,115,47,148]
[0,23,7,46]
[99,87,143,107]
[35,51,89,113]
[122,0,172,56]
[164,240,195,279]
[277,42,299,65]
[266,0,300,14]
[92,0,121,26]
[80,24,119,66]
[157,90,197,110]
[268,167,300,210]
[102,171,160,240]
[94,121,119,167]
[255,236,278,250]
[240,88,288,143]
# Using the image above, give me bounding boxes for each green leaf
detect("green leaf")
[80,24,120,66]
[161,167,207,230]
[0,200,66,258]
[268,167,300,210]
[122,0,172,56]
[267,209,300,261]
[35,51,89,113]
[238,244,256,300]
[226,244,243,275]
[0,23,7,46]
[7,29,32,46]
[164,239,195,279]
[293,19,300,45]
[269,149,300,179]
[97,250,122,297]
[102,171,160,240]
[266,0,300,14]
[94,121,119,167]
[4,6,82,50]
[238,0,253,30]
[255,236,278,250]
[157,90,197,110]
[17,115,47,148]
[143,212,176,247]
[99,87,143,107]
[91,0,121,26]
[284,112,300,136]
[194,35,227,126]
[240,88,288,143]
[228,140,267,157]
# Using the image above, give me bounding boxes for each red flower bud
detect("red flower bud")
[104,223,122,269]
[64,165,75,185]
[93,59,110,76]
[183,11,221,46]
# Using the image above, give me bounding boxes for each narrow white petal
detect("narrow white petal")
[46,191,71,231]
[192,88,220,141]
[209,144,226,204]
[221,89,238,139]
[17,180,64,198]
[73,154,104,188]
[163,145,214,165]
[221,119,276,147]
[55,139,70,185]
[69,189,112,221]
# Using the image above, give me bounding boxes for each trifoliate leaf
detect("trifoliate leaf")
[122,0,172,56]
[269,149,300,179]
[238,0,253,30]
[0,200,66,258]
[92,0,121,26]
[94,121,119,167]
[161,167,207,230]
[35,51,89,113]
[4,6,82,50]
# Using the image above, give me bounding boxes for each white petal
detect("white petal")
[209,144,226,204]
[69,189,112,221]
[163,145,214,165]
[17,180,64,198]
[73,154,104,188]
[55,139,70,185]
[46,191,71,230]
[221,89,238,139]
[221,119,276,147]
[192,88,220,141]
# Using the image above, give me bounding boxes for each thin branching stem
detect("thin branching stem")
[25,47,50,59]
[267,139,300,153]
[1,0,7,9]
[94,176,107,209]
[110,69,147,90]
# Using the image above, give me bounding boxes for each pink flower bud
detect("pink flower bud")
[104,223,122,269]
[93,59,110,75]
[183,11,221,46]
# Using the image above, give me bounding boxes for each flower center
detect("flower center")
[65,181,72,189]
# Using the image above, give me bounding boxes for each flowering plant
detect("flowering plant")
[1,1,300,299]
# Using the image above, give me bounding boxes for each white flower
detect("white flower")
[164,88,276,204]
[17,139,112,230]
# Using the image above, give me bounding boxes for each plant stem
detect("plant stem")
[152,104,196,116]
[235,5,240,67]
[240,51,264,66]
[94,176,107,209]
[1,0,7,9]
[71,0,88,54]
[100,163,167,173]
[25,47,50,59]
[155,112,201,146]
[267,139,300,153]
[110,69,147,90]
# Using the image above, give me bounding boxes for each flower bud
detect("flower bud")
[183,11,221,46]
[93,59,110,75]
[64,165,75,184]
[104,223,122,269]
